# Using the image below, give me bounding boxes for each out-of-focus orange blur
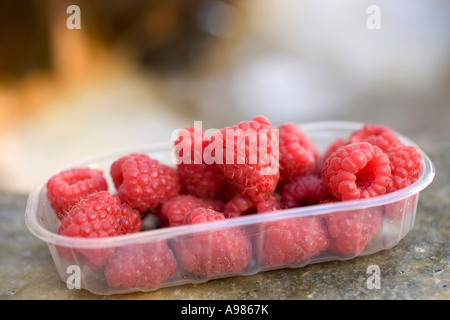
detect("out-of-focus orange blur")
[0,0,449,193]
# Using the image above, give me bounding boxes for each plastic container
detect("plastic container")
[25,121,435,295]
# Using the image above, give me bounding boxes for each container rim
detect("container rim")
[24,121,435,248]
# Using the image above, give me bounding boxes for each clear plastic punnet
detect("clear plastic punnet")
[25,121,435,295]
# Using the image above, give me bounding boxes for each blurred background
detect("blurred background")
[0,0,449,193]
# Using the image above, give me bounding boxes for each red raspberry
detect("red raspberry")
[46,168,108,220]
[224,193,281,218]
[175,127,226,199]
[174,208,252,276]
[160,195,224,227]
[118,202,144,234]
[224,194,256,218]
[184,207,225,224]
[386,145,422,193]
[349,124,402,153]
[322,142,391,201]
[216,182,240,203]
[323,138,348,162]
[278,123,318,181]
[111,153,180,213]
[104,241,177,289]
[218,116,280,203]
[325,208,383,255]
[281,175,331,208]
[256,216,329,266]
[314,138,349,178]
[57,191,142,268]
[255,193,282,213]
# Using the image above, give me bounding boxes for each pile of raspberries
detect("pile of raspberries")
[46,116,422,289]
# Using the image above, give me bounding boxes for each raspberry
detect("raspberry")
[224,194,256,218]
[255,193,282,213]
[174,208,252,276]
[224,193,281,218]
[349,124,402,153]
[256,216,329,266]
[57,191,142,268]
[325,208,383,255]
[216,183,240,203]
[160,195,224,227]
[252,115,272,126]
[111,153,180,213]
[104,241,177,289]
[175,127,226,199]
[118,202,144,233]
[386,145,422,193]
[323,138,349,162]
[313,138,349,179]
[184,207,225,224]
[278,123,318,181]
[218,116,280,203]
[281,175,331,208]
[46,168,108,220]
[322,142,391,201]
